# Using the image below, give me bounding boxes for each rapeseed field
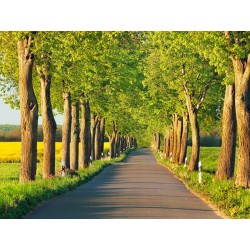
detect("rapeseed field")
[0,142,109,163]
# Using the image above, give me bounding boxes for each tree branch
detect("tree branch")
[196,83,211,110]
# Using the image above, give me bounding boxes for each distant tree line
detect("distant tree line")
[0,124,110,143]
[0,125,62,142]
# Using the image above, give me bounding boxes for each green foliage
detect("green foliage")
[156,147,250,218]
[140,32,224,141]
[0,148,134,218]
[0,31,241,149]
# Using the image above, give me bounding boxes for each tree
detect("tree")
[216,84,236,179]
[225,31,250,187]
[190,32,236,179]
[18,34,39,182]
[79,97,91,168]
[192,31,250,187]
[143,32,221,170]
[179,112,188,164]
[0,32,39,182]
[37,56,57,178]
[70,102,79,170]
[61,85,71,169]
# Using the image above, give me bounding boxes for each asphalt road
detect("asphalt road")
[25,148,221,219]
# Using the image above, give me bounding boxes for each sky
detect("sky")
[0,97,63,125]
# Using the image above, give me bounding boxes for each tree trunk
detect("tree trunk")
[18,37,38,182]
[79,98,91,168]
[134,138,137,147]
[179,113,189,164]
[127,135,131,148]
[216,84,236,179]
[172,114,178,162]
[115,132,121,157]
[39,72,57,178]
[164,129,170,158]
[120,136,124,153]
[232,56,250,187]
[91,113,98,161]
[100,118,105,155]
[156,132,160,151]
[70,102,79,170]
[175,116,183,164]
[109,133,116,158]
[163,134,166,157]
[94,118,101,160]
[124,135,127,150]
[109,121,117,158]
[169,126,174,158]
[61,90,71,168]
[188,110,200,171]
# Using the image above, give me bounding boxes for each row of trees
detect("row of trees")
[0,31,250,188]
[0,32,140,182]
[145,32,250,188]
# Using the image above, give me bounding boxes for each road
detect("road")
[25,148,221,219]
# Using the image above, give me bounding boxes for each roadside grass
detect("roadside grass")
[156,146,250,219]
[0,148,133,219]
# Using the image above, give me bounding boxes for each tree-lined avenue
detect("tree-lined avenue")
[25,149,221,219]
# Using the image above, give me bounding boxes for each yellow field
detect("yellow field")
[0,142,110,163]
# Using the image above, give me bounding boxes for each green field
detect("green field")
[157,146,250,219]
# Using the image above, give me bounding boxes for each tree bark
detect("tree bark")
[94,118,101,160]
[70,102,79,170]
[124,135,127,150]
[175,116,183,164]
[232,56,250,187]
[179,113,189,164]
[109,121,117,158]
[163,133,166,157]
[169,126,174,158]
[120,136,124,153]
[61,90,71,168]
[115,132,121,157]
[79,98,91,168]
[100,118,105,155]
[91,113,98,161]
[39,71,57,178]
[127,135,131,148]
[216,84,236,179]
[18,36,38,182]
[163,129,170,158]
[188,109,200,171]
[134,137,137,147]
[172,114,178,162]
[156,132,160,151]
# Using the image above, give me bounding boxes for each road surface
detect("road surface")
[25,149,221,219]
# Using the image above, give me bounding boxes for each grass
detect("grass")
[0,142,132,219]
[156,146,250,219]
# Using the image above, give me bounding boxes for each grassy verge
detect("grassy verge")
[0,149,134,219]
[155,147,250,219]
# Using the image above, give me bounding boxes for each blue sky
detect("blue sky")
[0,97,63,125]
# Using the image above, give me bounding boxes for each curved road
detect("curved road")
[25,149,221,219]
